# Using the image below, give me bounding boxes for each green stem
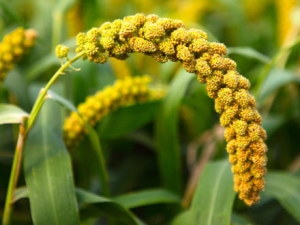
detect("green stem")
[27,52,85,131]
[2,124,25,225]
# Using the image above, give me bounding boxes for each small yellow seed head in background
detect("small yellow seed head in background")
[0,27,36,84]
[63,75,165,149]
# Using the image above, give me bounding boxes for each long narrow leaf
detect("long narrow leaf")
[23,100,79,225]
[47,90,110,196]
[227,47,271,64]
[0,104,28,125]
[12,187,28,203]
[257,68,300,105]
[76,188,144,225]
[171,211,194,225]
[155,68,194,194]
[263,172,300,223]
[113,188,180,209]
[190,159,235,225]
[98,101,161,139]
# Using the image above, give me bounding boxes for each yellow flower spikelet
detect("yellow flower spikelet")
[63,75,165,148]
[0,27,36,84]
[60,14,267,205]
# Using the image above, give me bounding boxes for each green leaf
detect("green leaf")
[98,101,161,139]
[190,159,235,225]
[155,68,195,194]
[227,47,271,64]
[47,90,77,111]
[76,188,144,225]
[47,90,110,196]
[23,100,79,225]
[262,172,300,223]
[231,212,253,225]
[171,210,194,225]
[0,104,28,125]
[12,187,28,203]
[257,68,300,105]
[113,188,181,209]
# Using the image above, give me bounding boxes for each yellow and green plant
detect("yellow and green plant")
[1,3,300,225]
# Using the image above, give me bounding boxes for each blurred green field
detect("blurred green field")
[1,0,300,224]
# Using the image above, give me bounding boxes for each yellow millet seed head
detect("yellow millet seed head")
[229,153,238,164]
[224,126,237,142]
[219,105,239,126]
[55,45,69,59]
[188,28,208,40]
[182,60,197,73]
[236,136,252,151]
[156,18,185,31]
[235,148,251,162]
[195,59,212,82]
[159,38,176,55]
[238,76,251,90]
[119,21,137,41]
[189,39,210,54]
[146,14,160,23]
[233,120,248,136]
[226,139,237,154]
[129,37,157,53]
[149,51,168,63]
[209,42,227,56]
[0,27,36,84]
[239,107,256,122]
[209,54,231,70]
[247,123,265,141]
[86,28,100,42]
[170,27,192,44]
[234,89,256,108]
[217,88,234,105]
[143,22,166,40]
[123,14,146,28]
[63,75,164,149]
[206,74,224,98]
[58,14,268,206]
[223,70,239,89]
[176,44,193,62]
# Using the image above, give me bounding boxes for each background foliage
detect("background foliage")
[1,0,300,224]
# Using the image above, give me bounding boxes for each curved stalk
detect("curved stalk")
[27,52,85,131]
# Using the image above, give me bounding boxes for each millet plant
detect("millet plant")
[1,3,300,225]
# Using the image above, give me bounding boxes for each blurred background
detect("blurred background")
[1,0,300,224]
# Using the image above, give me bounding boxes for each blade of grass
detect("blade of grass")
[76,188,145,225]
[262,172,300,223]
[98,101,162,139]
[0,104,28,125]
[227,47,271,64]
[113,188,180,209]
[23,100,79,225]
[190,159,235,225]
[47,90,110,196]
